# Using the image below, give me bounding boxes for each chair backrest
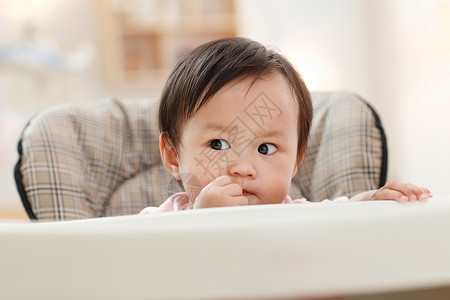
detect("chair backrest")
[14,91,387,220]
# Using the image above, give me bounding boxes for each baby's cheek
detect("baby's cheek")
[185,184,202,202]
[180,173,204,201]
[264,179,291,204]
[193,149,235,180]
[209,156,234,177]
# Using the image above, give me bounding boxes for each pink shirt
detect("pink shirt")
[139,192,349,215]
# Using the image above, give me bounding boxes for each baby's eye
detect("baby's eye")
[209,139,230,150]
[258,143,277,155]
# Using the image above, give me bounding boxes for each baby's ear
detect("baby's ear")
[159,132,181,180]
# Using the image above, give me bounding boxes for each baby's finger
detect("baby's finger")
[404,184,430,201]
[210,175,233,187]
[421,187,433,197]
[416,187,432,201]
[221,182,244,197]
[371,189,409,202]
[383,179,411,194]
[384,180,423,201]
[232,196,249,206]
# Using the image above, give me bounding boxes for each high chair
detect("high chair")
[14,91,387,220]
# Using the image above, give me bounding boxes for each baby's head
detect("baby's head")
[159,37,313,204]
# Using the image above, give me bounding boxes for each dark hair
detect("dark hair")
[159,37,312,159]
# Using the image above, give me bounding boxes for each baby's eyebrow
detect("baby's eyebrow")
[202,123,225,131]
[258,129,289,139]
[202,122,289,139]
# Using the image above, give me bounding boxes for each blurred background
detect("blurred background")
[1,0,449,218]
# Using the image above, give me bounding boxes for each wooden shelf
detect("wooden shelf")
[97,0,237,88]
[0,205,29,220]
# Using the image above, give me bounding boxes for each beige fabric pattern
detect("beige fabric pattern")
[15,92,387,220]
[290,92,386,201]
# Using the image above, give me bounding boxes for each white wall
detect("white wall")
[387,0,450,194]
[238,0,371,97]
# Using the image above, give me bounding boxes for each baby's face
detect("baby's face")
[177,73,300,205]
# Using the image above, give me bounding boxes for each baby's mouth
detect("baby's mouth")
[242,189,254,196]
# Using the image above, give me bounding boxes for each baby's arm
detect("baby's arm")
[350,179,432,202]
[193,176,249,209]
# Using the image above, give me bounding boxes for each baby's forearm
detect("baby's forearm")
[349,190,376,202]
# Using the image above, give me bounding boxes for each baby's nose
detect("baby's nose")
[228,158,256,178]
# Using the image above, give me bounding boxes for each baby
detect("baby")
[140,37,431,214]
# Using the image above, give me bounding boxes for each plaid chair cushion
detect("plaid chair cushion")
[15,92,387,220]
[289,92,387,202]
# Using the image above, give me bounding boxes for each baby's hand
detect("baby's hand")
[370,179,432,202]
[193,175,249,209]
